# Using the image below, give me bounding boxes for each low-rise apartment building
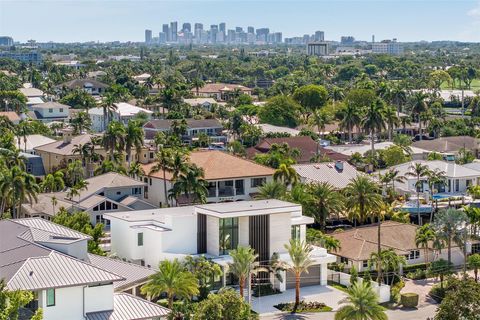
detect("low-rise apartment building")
[105,199,336,291]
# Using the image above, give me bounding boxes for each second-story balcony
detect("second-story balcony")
[207,180,245,199]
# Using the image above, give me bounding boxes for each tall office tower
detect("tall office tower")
[162,24,170,41]
[144,29,152,44]
[236,27,243,33]
[170,21,178,42]
[182,23,191,33]
[219,22,226,33]
[194,23,203,39]
[372,35,375,43]
[159,32,167,44]
[274,32,282,43]
[256,28,269,43]
[247,26,254,34]
[210,25,218,43]
[314,31,325,42]
[227,30,236,43]
[303,34,311,44]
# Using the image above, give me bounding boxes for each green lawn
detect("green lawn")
[441,78,480,91]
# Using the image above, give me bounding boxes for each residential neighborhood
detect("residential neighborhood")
[1,6,480,319]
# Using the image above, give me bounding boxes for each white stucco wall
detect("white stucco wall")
[84,284,114,313]
[207,215,220,256]
[269,212,291,254]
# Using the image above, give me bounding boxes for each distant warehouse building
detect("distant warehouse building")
[372,39,403,55]
[306,42,329,56]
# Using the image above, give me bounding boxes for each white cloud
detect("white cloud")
[467,1,480,17]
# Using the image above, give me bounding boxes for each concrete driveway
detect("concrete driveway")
[402,277,439,306]
[252,285,347,315]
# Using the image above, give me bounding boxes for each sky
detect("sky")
[1,0,480,43]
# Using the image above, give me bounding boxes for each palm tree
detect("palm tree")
[306,182,344,229]
[228,246,258,299]
[344,176,382,226]
[41,171,65,192]
[362,98,386,155]
[102,121,126,161]
[128,161,145,178]
[71,111,92,134]
[151,148,174,207]
[100,93,118,131]
[141,259,199,309]
[339,103,362,143]
[410,92,429,140]
[429,259,453,289]
[124,120,144,167]
[63,160,85,187]
[255,181,287,200]
[468,254,480,282]
[369,249,405,286]
[169,165,208,205]
[432,208,468,264]
[405,162,429,225]
[283,239,314,311]
[416,224,435,266]
[335,281,387,320]
[273,163,299,187]
[426,168,446,222]
[383,105,399,141]
[309,109,332,139]
[16,120,33,152]
[72,143,92,168]
[51,196,58,215]
[11,166,40,218]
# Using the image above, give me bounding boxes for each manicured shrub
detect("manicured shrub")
[401,293,419,308]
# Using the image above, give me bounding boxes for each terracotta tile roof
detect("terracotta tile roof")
[0,111,21,122]
[142,150,274,181]
[331,221,419,261]
[412,136,479,153]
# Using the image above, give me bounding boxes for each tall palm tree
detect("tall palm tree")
[335,281,387,320]
[362,98,386,155]
[273,163,299,187]
[11,167,40,218]
[339,103,362,143]
[169,165,208,205]
[100,93,118,131]
[51,196,58,216]
[410,92,429,140]
[283,239,314,311]
[306,182,344,229]
[426,168,446,222]
[344,176,382,226]
[468,254,480,282]
[255,181,287,200]
[141,259,199,309]
[432,208,468,264]
[309,109,332,139]
[383,105,399,141]
[41,171,65,192]
[128,161,145,178]
[72,143,92,168]
[406,162,429,225]
[369,249,405,286]
[151,148,174,207]
[416,224,435,266]
[124,120,144,167]
[102,121,126,161]
[228,246,258,299]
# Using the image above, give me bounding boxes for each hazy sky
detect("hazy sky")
[1,0,480,43]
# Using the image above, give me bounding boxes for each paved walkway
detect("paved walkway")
[402,277,439,306]
[252,285,347,314]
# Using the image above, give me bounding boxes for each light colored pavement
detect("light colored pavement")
[402,277,439,306]
[252,285,347,314]
[260,304,438,320]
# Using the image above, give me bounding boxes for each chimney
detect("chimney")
[62,128,74,144]
[335,160,344,172]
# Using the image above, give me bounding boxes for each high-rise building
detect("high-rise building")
[170,21,178,42]
[144,29,152,44]
[194,23,203,39]
[182,23,191,33]
[162,24,170,41]
[340,36,355,44]
[219,23,226,33]
[247,26,254,34]
[314,31,325,42]
[210,25,218,43]
[0,36,14,46]
[159,32,167,44]
[236,27,243,33]
[274,32,282,44]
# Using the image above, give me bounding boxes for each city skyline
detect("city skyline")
[1,0,480,43]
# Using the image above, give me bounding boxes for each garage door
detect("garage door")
[286,265,321,289]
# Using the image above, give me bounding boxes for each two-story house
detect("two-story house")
[140,150,275,207]
[22,172,156,226]
[143,119,225,144]
[105,199,336,292]
[56,78,108,95]
[0,218,169,320]
[29,102,70,123]
[88,102,153,132]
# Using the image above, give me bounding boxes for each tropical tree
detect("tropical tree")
[362,98,386,155]
[0,279,43,320]
[124,120,144,167]
[71,111,92,134]
[415,224,435,266]
[151,148,174,206]
[228,246,258,299]
[41,171,65,192]
[426,168,446,222]
[102,121,126,161]
[141,259,199,309]
[193,288,256,320]
[428,259,453,289]
[405,162,429,225]
[306,228,341,252]
[305,182,344,228]
[255,181,286,200]
[410,92,428,140]
[11,167,40,218]
[169,164,208,205]
[432,208,468,264]
[468,253,480,282]
[127,161,144,178]
[184,255,223,300]
[343,176,382,225]
[339,102,362,143]
[273,163,299,187]
[383,105,399,141]
[335,281,387,320]
[282,239,314,311]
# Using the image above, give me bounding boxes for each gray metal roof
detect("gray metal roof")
[292,162,361,189]
[8,251,124,291]
[86,293,170,320]
[15,218,91,242]
[87,254,155,291]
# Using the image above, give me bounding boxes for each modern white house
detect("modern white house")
[140,150,275,207]
[0,218,170,320]
[29,102,70,123]
[105,199,336,291]
[88,102,153,132]
[379,160,480,196]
